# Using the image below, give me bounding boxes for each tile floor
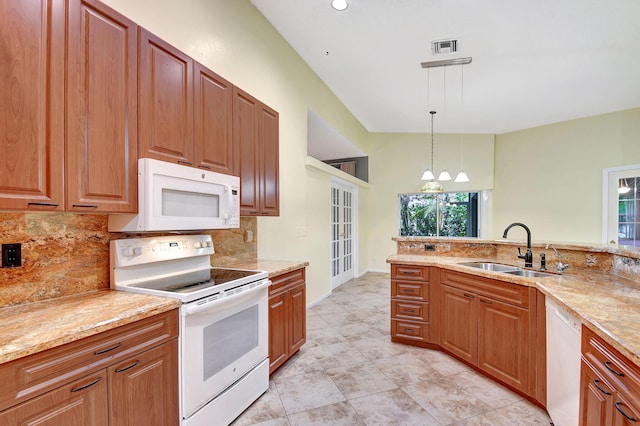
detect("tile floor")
[233,272,552,426]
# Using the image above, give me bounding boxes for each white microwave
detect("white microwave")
[108,158,240,232]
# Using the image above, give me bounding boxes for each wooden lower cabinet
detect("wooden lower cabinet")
[108,340,179,426]
[440,284,477,364]
[268,268,306,374]
[0,310,179,425]
[0,371,108,425]
[579,326,640,425]
[439,270,536,397]
[390,264,438,347]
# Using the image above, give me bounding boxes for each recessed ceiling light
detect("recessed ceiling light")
[331,0,348,11]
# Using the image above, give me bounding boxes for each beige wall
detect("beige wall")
[490,108,640,243]
[100,0,369,304]
[366,132,496,271]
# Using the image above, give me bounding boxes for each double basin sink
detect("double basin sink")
[458,262,555,278]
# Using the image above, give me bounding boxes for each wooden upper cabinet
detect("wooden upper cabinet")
[259,103,279,215]
[66,0,138,212]
[234,88,261,214]
[194,63,234,174]
[138,28,194,165]
[233,87,279,216]
[0,0,65,210]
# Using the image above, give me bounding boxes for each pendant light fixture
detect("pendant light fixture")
[420,50,473,188]
[454,63,470,183]
[421,111,443,193]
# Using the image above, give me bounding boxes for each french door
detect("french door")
[603,165,640,246]
[331,179,356,289]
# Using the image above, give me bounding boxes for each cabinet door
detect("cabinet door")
[612,393,640,426]
[477,295,531,393]
[0,0,65,210]
[233,87,260,215]
[108,340,179,426]
[138,29,193,165]
[440,284,477,365]
[66,0,137,212]
[0,372,107,425]
[580,359,615,426]
[258,103,279,215]
[268,287,289,374]
[289,281,306,354]
[194,63,234,174]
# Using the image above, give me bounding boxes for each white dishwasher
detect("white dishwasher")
[546,298,582,426]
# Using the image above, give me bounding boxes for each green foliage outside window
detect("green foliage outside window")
[400,192,478,237]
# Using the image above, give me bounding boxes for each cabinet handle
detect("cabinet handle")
[615,402,638,422]
[403,328,415,334]
[261,212,271,215]
[480,299,492,305]
[250,211,260,215]
[72,204,98,208]
[94,343,122,355]
[115,360,140,373]
[178,160,193,166]
[463,293,475,299]
[404,309,416,313]
[593,379,612,396]
[71,377,102,393]
[605,361,625,377]
[402,271,417,275]
[28,202,59,207]
[198,165,211,170]
[404,289,416,293]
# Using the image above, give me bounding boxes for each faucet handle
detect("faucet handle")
[557,262,569,274]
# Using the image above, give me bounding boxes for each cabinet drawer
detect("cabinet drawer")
[391,300,429,322]
[0,309,178,411]
[391,264,429,281]
[582,326,640,406]
[391,319,430,342]
[391,280,429,301]
[270,268,305,292]
[440,269,529,308]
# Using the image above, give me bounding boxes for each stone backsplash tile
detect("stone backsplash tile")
[0,212,256,308]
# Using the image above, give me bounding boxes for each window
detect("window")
[400,192,479,237]
[618,177,640,246]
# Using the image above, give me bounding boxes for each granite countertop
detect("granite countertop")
[388,254,640,368]
[0,290,180,365]
[224,259,309,278]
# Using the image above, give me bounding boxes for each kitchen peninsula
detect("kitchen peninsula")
[388,236,640,423]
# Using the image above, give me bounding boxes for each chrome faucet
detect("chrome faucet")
[502,222,533,268]
[546,243,569,274]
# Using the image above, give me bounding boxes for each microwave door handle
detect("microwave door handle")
[224,185,232,221]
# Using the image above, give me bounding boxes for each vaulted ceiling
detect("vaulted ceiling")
[251,0,640,135]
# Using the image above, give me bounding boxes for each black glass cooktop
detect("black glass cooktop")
[131,268,262,294]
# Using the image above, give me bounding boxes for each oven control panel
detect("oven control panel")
[111,234,214,267]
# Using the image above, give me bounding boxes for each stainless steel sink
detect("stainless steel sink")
[502,269,554,278]
[458,262,555,278]
[458,262,519,272]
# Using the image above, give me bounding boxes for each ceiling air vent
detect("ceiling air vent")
[432,39,458,55]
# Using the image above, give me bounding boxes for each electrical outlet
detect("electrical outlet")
[424,244,436,251]
[2,243,22,268]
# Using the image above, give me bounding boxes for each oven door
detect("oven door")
[179,280,269,419]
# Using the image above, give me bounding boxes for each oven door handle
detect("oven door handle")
[183,279,271,316]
